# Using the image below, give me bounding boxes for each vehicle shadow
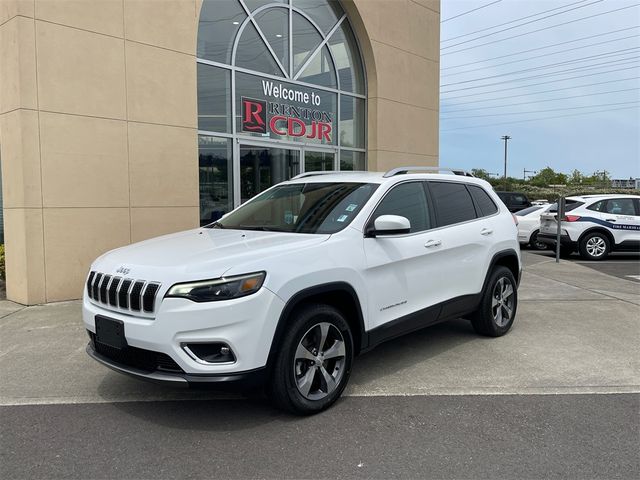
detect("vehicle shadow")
[99,317,480,429]
[348,317,479,388]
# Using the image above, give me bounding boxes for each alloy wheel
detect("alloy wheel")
[492,277,515,327]
[586,236,607,257]
[294,322,346,401]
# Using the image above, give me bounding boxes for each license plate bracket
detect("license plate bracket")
[95,315,127,350]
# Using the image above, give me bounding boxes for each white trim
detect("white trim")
[294,15,346,81]
[197,57,367,99]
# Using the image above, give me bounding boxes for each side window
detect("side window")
[372,182,430,233]
[606,198,636,215]
[587,200,605,212]
[512,194,528,205]
[429,181,478,227]
[468,185,499,217]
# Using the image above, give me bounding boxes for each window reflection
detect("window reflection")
[199,136,233,225]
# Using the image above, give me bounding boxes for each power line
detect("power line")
[441,27,640,70]
[442,0,596,43]
[441,35,640,77]
[441,60,640,94]
[440,105,639,132]
[441,88,640,114]
[441,100,640,120]
[441,0,502,23]
[441,69,640,99]
[442,4,640,56]
[440,77,640,106]
[441,48,640,86]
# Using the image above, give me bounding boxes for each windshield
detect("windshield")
[208,182,379,234]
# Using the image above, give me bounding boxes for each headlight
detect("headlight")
[166,272,266,302]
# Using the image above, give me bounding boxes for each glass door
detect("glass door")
[304,150,335,173]
[239,144,301,204]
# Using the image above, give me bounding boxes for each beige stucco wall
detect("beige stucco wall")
[0,0,439,304]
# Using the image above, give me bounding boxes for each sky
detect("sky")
[438,0,640,180]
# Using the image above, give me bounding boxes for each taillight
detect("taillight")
[564,215,581,222]
[512,213,518,225]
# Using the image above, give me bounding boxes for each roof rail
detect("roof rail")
[383,166,475,178]
[291,171,367,180]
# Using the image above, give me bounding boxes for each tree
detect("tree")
[471,168,491,180]
[529,167,566,187]
[568,169,584,185]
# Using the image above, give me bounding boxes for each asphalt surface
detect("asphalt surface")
[1,394,638,479]
[1,252,638,479]
[528,250,640,282]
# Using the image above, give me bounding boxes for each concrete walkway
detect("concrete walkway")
[1,252,638,406]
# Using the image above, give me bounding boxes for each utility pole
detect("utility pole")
[501,135,511,190]
[523,168,536,181]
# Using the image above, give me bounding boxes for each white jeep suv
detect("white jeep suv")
[83,167,522,414]
[538,194,640,260]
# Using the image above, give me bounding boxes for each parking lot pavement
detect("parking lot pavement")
[529,250,640,282]
[0,251,638,479]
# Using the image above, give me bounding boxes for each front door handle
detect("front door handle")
[605,218,616,222]
[424,239,442,248]
[480,228,494,236]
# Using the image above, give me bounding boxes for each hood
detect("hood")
[92,228,330,282]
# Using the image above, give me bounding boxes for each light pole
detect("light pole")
[501,135,511,190]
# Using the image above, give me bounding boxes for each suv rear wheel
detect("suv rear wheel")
[471,266,518,337]
[268,304,353,415]
[529,230,547,250]
[579,232,610,260]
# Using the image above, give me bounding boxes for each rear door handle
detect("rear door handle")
[480,228,494,236]
[424,239,442,248]
[605,218,616,222]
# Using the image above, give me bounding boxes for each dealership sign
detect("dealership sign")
[241,80,334,142]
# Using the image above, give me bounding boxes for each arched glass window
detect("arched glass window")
[197,0,366,225]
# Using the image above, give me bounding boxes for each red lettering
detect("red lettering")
[243,100,264,131]
[305,121,317,139]
[269,115,287,135]
[319,122,331,142]
[287,118,306,137]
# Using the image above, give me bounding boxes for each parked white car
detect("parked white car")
[538,194,640,260]
[516,204,552,250]
[83,167,522,414]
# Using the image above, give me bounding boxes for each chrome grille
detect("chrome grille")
[86,271,161,314]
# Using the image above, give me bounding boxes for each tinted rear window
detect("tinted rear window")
[468,185,499,217]
[548,200,584,213]
[429,181,477,227]
[515,206,543,216]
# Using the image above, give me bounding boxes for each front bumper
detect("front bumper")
[83,286,286,377]
[86,343,267,389]
[537,233,577,250]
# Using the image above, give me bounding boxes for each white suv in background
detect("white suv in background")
[538,194,640,260]
[83,167,522,414]
[516,203,552,250]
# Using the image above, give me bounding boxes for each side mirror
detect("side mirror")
[368,215,411,237]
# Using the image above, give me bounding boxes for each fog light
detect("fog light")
[183,343,236,364]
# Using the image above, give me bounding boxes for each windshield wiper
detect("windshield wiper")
[237,225,290,232]
[205,221,225,229]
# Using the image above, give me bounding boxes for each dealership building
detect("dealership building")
[0,0,440,304]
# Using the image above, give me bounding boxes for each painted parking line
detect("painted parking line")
[625,275,640,281]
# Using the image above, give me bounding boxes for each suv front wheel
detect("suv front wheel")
[268,304,353,415]
[471,266,518,337]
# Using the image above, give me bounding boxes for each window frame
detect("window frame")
[466,184,499,218]
[425,180,481,229]
[364,180,434,236]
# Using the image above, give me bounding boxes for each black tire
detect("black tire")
[268,304,353,415]
[471,266,518,337]
[529,231,547,250]
[579,232,611,260]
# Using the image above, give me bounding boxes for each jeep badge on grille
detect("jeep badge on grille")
[116,266,130,275]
